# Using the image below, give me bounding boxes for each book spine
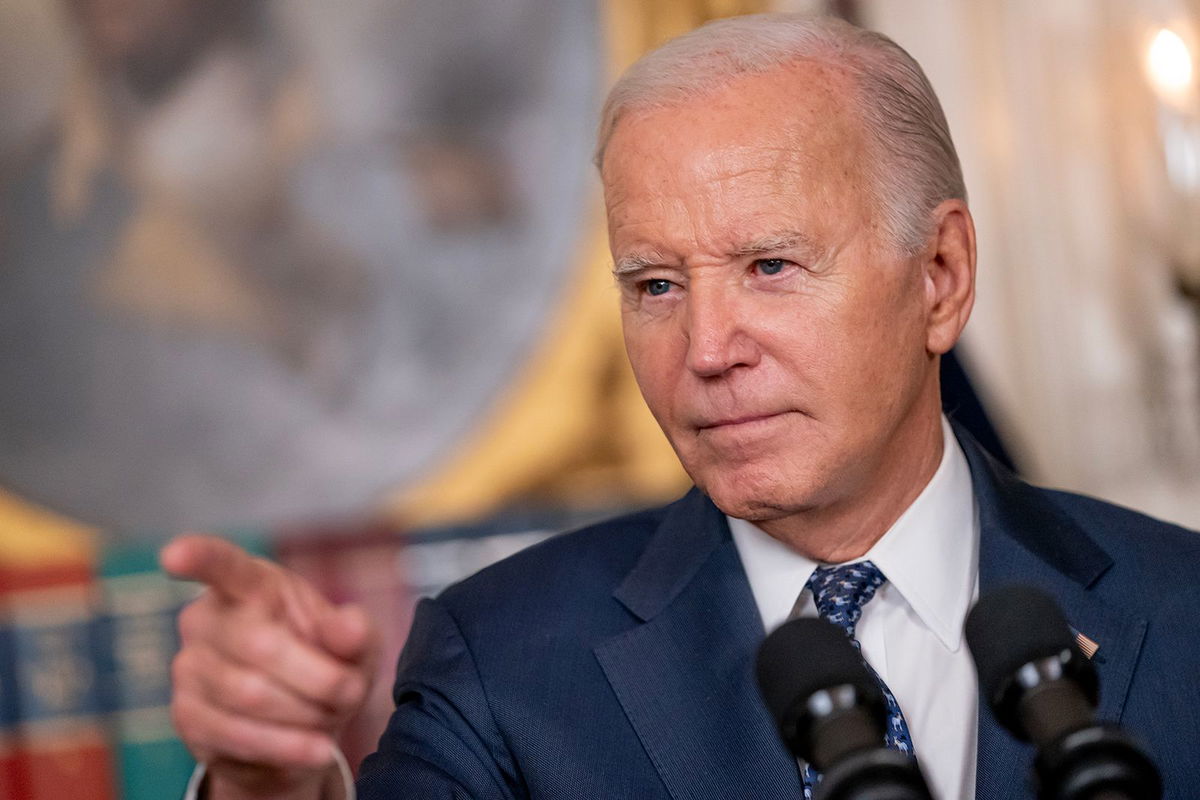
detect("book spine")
[99,543,199,800]
[96,529,271,800]
[0,601,21,799]
[7,563,117,799]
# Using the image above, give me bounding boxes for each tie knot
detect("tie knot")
[805,560,886,637]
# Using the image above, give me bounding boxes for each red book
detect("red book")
[0,559,117,799]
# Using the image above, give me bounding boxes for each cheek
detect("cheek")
[779,279,923,405]
[833,281,929,399]
[759,300,841,384]
[622,318,680,414]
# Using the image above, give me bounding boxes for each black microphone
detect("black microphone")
[965,586,1161,800]
[756,617,932,800]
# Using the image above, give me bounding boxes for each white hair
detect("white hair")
[595,13,965,255]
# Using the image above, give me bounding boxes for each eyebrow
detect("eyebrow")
[611,230,818,278]
[732,231,818,257]
[612,251,669,278]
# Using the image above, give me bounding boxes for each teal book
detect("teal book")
[98,543,196,800]
[97,531,271,800]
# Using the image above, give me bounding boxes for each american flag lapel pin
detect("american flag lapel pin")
[1073,630,1100,660]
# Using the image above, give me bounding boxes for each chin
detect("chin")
[691,462,816,523]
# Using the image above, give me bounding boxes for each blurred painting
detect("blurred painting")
[0,0,601,531]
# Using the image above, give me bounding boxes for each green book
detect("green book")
[99,531,271,800]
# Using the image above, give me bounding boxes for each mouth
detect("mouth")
[696,412,790,431]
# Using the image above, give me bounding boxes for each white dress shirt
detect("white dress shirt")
[729,416,980,800]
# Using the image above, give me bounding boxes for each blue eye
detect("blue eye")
[645,279,673,296]
[757,259,786,275]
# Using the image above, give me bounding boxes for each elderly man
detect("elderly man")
[164,14,1200,800]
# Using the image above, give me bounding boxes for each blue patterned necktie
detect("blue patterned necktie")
[798,560,915,798]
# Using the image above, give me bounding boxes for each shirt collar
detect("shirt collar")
[729,416,979,650]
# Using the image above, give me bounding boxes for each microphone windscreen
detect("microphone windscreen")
[964,585,1075,701]
[755,617,880,728]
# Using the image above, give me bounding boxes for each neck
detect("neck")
[758,402,946,563]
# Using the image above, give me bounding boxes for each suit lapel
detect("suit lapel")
[594,490,800,800]
[959,431,1148,800]
[592,435,1151,800]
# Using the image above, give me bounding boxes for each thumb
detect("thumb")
[317,603,377,665]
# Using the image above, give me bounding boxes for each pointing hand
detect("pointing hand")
[162,534,379,799]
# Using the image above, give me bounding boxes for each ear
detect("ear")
[922,199,976,355]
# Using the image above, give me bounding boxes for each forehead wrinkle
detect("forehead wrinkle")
[604,84,866,278]
[694,145,813,186]
[731,230,819,257]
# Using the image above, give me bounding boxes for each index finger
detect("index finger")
[161,534,270,603]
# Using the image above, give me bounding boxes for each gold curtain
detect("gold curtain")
[386,0,767,526]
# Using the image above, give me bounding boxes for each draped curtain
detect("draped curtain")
[859,0,1200,528]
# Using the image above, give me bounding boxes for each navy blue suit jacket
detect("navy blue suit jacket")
[358,433,1200,799]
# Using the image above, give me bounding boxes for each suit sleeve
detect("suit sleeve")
[356,597,523,800]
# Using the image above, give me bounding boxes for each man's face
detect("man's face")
[603,61,939,525]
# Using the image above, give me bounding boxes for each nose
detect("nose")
[684,283,761,377]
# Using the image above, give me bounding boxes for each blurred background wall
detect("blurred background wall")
[0,0,1197,797]
[854,0,1200,532]
[0,0,677,535]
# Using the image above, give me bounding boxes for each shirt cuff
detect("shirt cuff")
[181,745,356,800]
